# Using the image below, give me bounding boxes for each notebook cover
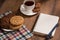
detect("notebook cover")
[33,13,59,36]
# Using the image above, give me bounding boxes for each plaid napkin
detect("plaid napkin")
[0,25,33,40]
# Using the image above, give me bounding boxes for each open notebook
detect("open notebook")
[33,13,59,36]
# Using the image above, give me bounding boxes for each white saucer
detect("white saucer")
[20,4,36,16]
[2,25,25,32]
[2,29,13,31]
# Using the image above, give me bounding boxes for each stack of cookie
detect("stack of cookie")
[10,16,24,30]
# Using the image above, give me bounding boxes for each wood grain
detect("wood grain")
[0,0,60,40]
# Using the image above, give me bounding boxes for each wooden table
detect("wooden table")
[0,0,60,40]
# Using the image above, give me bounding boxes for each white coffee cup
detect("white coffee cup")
[23,0,35,11]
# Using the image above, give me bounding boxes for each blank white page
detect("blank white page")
[33,13,59,36]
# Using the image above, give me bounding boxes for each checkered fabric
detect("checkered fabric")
[0,25,33,40]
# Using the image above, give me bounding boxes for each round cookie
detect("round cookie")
[33,2,41,12]
[10,16,24,26]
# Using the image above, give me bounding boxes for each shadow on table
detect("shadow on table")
[0,0,5,8]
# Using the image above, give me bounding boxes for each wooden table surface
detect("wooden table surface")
[0,0,60,40]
